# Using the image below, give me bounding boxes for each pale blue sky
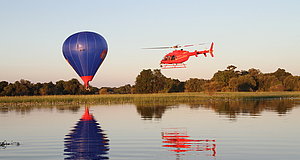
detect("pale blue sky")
[0,0,299,87]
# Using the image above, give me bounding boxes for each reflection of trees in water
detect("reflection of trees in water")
[188,98,298,119]
[265,99,296,114]
[135,105,168,120]
[135,98,299,120]
[2,98,298,120]
[135,102,178,120]
[0,105,80,114]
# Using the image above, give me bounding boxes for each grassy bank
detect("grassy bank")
[1,92,300,107]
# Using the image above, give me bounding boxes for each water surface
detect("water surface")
[1,99,300,160]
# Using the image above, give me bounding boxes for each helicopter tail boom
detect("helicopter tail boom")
[192,42,214,57]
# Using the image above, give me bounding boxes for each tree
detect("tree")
[0,78,101,96]
[135,69,184,93]
[204,81,223,93]
[227,65,237,71]
[63,79,82,95]
[33,83,43,95]
[135,69,168,93]
[1,83,16,96]
[15,80,34,96]
[283,75,300,91]
[0,81,8,96]
[212,65,238,88]
[229,75,256,92]
[272,68,292,82]
[1,80,33,96]
[39,82,55,95]
[185,78,207,92]
[158,78,184,93]
[130,85,136,94]
[257,75,283,91]
[152,69,167,93]
[135,69,154,93]
[86,86,99,94]
[55,80,65,95]
[166,79,184,93]
[99,88,109,94]
[248,68,261,77]
[247,68,261,91]
[114,84,132,94]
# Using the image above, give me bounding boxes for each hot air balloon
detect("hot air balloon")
[62,31,108,89]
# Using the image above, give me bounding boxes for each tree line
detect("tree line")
[1,65,300,96]
[133,65,300,93]
[0,79,99,96]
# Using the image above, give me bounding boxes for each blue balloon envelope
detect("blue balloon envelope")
[62,31,108,88]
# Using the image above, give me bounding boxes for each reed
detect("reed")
[1,92,300,107]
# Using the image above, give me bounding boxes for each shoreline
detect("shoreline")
[1,92,300,107]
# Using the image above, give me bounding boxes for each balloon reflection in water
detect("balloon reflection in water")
[161,128,216,157]
[64,107,109,159]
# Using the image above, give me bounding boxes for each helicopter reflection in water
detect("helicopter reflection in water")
[161,128,216,157]
[64,107,109,160]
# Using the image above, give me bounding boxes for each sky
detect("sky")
[0,0,300,87]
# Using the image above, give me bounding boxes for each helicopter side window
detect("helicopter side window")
[171,55,176,60]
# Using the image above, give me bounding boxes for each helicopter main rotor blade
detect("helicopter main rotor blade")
[143,44,182,49]
[143,43,206,49]
[183,43,206,48]
[142,47,172,49]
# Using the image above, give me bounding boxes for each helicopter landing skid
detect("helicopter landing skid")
[161,63,186,69]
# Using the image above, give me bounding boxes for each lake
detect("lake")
[1,98,300,160]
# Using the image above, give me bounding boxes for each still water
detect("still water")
[1,99,300,160]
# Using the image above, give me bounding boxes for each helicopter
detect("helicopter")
[144,42,214,69]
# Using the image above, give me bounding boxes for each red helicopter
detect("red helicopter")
[144,42,214,69]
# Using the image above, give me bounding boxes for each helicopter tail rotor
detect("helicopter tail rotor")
[209,42,214,57]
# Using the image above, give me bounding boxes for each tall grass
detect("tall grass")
[1,92,300,107]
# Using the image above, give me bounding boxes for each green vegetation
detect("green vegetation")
[135,69,184,93]
[135,65,300,93]
[1,92,300,107]
[1,95,299,121]
[1,65,300,97]
[0,79,99,96]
